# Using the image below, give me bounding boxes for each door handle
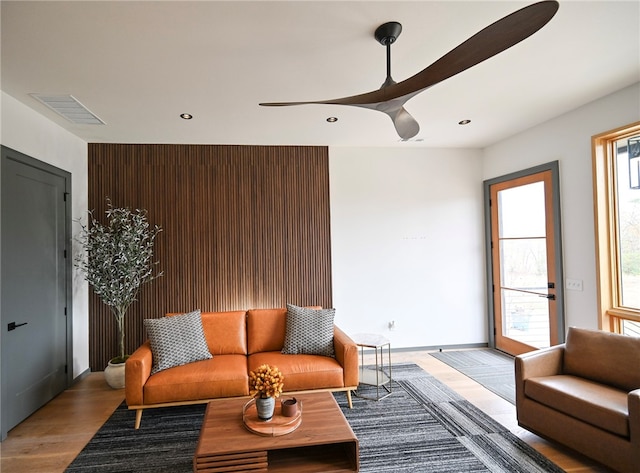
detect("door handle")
[8,322,28,331]
[538,294,556,300]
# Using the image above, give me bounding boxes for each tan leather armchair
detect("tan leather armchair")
[515,327,640,473]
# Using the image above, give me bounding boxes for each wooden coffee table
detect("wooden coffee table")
[193,391,359,472]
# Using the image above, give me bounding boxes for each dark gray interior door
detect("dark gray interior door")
[1,146,71,440]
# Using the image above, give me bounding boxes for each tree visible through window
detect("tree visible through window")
[593,122,640,335]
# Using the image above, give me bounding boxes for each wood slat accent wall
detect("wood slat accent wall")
[87,144,332,370]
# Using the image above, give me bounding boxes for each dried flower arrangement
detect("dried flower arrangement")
[249,364,284,398]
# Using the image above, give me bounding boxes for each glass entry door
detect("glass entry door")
[486,166,563,355]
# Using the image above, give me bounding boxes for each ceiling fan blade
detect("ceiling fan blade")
[390,0,560,100]
[259,1,559,108]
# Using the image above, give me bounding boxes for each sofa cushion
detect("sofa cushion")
[249,352,345,391]
[200,311,248,355]
[282,304,335,357]
[143,354,249,404]
[564,327,640,392]
[525,374,630,437]
[144,310,212,375]
[247,308,288,354]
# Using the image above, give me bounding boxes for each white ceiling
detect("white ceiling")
[2,1,639,148]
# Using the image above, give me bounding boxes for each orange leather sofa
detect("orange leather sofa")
[125,308,359,428]
[515,327,640,473]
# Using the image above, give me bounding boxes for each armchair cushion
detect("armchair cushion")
[144,310,212,375]
[564,327,640,391]
[525,374,629,436]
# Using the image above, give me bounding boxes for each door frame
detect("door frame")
[1,146,74,414]
[483,161,565,350]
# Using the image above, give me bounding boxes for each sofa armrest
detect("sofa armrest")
[125,341,153,406]
[515,344,564,411]
[333,326,359,387]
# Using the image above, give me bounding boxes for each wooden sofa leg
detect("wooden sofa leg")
[135,409,143,429]
[346,390,353,408]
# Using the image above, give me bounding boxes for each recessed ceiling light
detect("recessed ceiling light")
[180,113,193,120]
[458,119,471,125]
[326,117,338,123]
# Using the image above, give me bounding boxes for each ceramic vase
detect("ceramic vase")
[256,396,275,421]
[104,360,126,389]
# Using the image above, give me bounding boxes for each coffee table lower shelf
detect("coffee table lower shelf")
[195,442,358,472]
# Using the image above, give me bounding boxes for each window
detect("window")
[592,121,640,334]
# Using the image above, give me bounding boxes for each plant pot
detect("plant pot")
[255,396,275,421]
[104,360,126,389]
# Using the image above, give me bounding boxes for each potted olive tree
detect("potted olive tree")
[75,200,163,388]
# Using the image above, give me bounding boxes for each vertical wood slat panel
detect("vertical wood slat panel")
[87,144,331,370]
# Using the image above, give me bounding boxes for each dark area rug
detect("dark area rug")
[66,363,560,472]
[430,349,516,404]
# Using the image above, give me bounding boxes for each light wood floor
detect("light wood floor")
[1,350,611,473]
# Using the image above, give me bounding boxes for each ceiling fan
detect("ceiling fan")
[260,0,559,140]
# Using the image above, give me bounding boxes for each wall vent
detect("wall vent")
[30,94,105,125]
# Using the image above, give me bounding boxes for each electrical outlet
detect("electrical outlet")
[566,279,583,291]
[388,320,395,331]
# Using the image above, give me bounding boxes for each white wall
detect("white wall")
[1,91,89,377]
[329,147,486,348]
[482,83,640,330]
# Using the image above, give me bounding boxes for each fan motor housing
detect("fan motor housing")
[375,21,402,45]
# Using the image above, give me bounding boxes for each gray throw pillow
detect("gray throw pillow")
[144,309,212,375]
[281,304,335,357]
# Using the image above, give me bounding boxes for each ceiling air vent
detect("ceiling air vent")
[30,94,105,125]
